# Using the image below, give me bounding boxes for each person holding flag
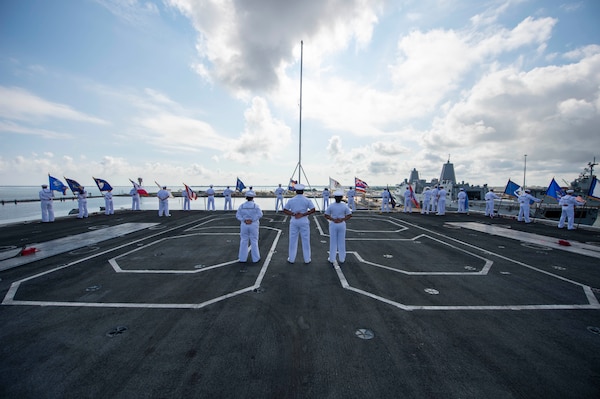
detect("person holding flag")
[77,187,88,219]
[484,188,501,218]
[182,185,191,211]
[39,184,55,222]
[558,189,585,230]
[130,185,140,211]
[94,177,114,216]
[403,186,413,213]
[517,189,541,223]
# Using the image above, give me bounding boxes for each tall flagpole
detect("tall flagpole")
[298,40,303,184]
[523,154,527,188]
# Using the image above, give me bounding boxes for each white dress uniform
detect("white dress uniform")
[558,190,582,229]
[346,188,356,211]
[421,188,431,214]
[275,184,284,212]
[430,186,439,213]
[104,191,114,215]
[484,190,500,217]
[457,189,467,213]
[325,191,352,263]
[206,185,215,210]
[284,184,315,263]
[403,188,413,213]
[130,187,140,210]
[39,185,55,222]
[182,188,190,211]
[381,189,391,212]
[236,191,263,262]
[157,187,171,216]
[77,189,88,219]
[223,187,233,210]
[436,187,447,215]
[322,188,330,210]
[517,190,541,223]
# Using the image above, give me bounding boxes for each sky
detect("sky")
[1,0,599,190]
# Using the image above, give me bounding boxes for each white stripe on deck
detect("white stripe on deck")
[448,222,600,259]
[0,223,158,271]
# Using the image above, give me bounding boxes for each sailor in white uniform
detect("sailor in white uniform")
[157,186,171,216]
[206,184,215,210]
[484,189,500,218]
[403,187,413,213]
[77,187,88,219]
[381,188,391,212]
[322,187,330,210]
[39,184,55,222]
[430,185,439,213]
[517,189,541,223]
[436,186,447,215]
[558,189,583,230]
[104,189,114,215]
[275,184,284,212]
[324,190,352,264]
[182,187,191,211]
[236,190,263,263]
[130,187,140,211]
[421,187,431,214]
[223,186,233,210]
[346,187,356,211]
[283,184,316,264]
[457,188,467,213]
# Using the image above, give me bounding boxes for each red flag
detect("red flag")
[183,183,198,200]
[129,179,149,196]
[409,185,420,208]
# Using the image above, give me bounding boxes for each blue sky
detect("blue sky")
[1,0,599,190]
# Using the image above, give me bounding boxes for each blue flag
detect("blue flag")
[288,179,297,191]
[65,177,85,194]
[503,179,521,198]
[236,177,246,192]
[48,174,68,194]
[588,176,600,200]
[93,177,113,192]
[546,178,565,200]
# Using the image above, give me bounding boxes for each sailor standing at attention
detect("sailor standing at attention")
[104,189,114,215]
[484,188,500,218]
[206,184,215,210]
[77,187,88,219]
[457,188,467,213]
[283,184,316,264]
[130,186,140,211]
[223,186,233,210]
[346,186,356,211]
[274,184,284,212]
[558,189,583,230]
[421,187,431,214]
[403,187,413,213]
[436,186,447,215]
[322,187,330,210]
[381,188,391,213]
[517,189,541,223]
[157,186,171,217]
[430,185,439,213]
[39,184,55,222]
[324,190,352,264]
[236,190,263,263]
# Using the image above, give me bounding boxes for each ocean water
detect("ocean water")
[0,186,323,226]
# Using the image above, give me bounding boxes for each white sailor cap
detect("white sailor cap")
[567,189,574,194]
[295,184,305,190]
[245,190,256,197]
[460,188,464,191]
[333,190,344,196]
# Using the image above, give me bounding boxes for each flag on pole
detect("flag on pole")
[183,183,197,200]
[329,177,342,190]
[503,179,521,198]
[93,177,113,192]
[388,185,397,208]
[48,174,68,194]
[545,178,565,200]
[588,176,600,200]
[236,177,246,192]
[129,179,149,196]
[408,184,420,208]
[288,179,297,191]
[65,177,85,194]
[355,177,368,193]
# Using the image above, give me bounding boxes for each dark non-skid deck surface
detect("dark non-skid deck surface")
[1,210,600,398]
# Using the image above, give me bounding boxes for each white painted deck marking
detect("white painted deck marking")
[0,223,158,271]
[448,222,600,259]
